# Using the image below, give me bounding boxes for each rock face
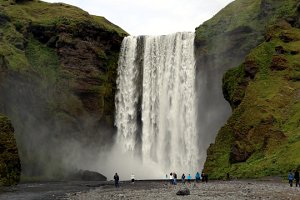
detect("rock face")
[203,5,300,179]
[0,0,127,179]
[0,114,21,186]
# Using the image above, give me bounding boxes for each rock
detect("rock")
[176,188,190,196]
[67,170,107,181]
[270,55,289,71]
[244,60,259,79]
[279,32,295,43]
[230,141,253,163]
[0,114,21,186]
[275,46,287,54]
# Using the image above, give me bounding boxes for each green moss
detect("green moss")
[195,0,298,42]
[222,64,245,107]
[0,114,21,186]
[205,23,300,179]
[25,38,60,85]
[92,15,127,36]
[2,0,127,36]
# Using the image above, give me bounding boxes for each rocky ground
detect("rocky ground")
[67,180,300,200]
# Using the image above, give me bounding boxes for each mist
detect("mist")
[0,71,116,180]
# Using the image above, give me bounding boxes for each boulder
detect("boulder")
[67,170,107,181]
[176,188,190,196]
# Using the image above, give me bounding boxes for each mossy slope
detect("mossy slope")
[0,0,127,179]
[194,1,299,164]
[0,114,21,186]
[204,20,300,179]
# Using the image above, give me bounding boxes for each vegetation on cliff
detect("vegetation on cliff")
[0,0,127,179]
[0,114,21,186]
[203,0,300,179]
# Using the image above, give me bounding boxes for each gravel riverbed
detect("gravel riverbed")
[67,180,300,200]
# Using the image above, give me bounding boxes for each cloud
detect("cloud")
[43,0,234,36]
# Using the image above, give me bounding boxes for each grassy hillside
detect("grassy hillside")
[0,0,127,179]
[194,0,300,178]
[195,0,299,63]
[204,20,300,179]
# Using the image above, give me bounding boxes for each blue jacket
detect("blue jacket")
[288,172,294,180]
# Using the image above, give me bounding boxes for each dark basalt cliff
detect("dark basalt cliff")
[0,0,127,180]
[0,114,21,186]
[198,0,300,179]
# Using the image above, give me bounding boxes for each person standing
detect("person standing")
[294,170,299,187]
[288,171,294,187]
[181,173,185,184]
[114,173,120,188]
[205,173,208,183]
[201,172,205,182]
[131,173,135,184]
[195,172,200,183]
[187,174,191,184]
[173,172,177,185]
[169,173,173,185]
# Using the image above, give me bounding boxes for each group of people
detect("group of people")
[288,170,299,187]
[114,170,299,188]
[168,171,208,185]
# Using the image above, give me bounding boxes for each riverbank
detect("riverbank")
[67,180,300,200]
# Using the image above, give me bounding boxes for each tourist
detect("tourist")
[294,170,299,187]
[114,173,120,188]
[195,172,201,183]
[288,171,294,187]
[187,174,191,183]
[201,172,205,182]
[131,173,135,184]
[181,173,185,184]
[205,173,208,183]
[174,172,177,185]
[226,173,230,180]
[170,173,173,185]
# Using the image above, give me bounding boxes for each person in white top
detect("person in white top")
[131,173,135,184]
[169,173,173,185]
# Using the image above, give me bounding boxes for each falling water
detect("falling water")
[115,32,198,176]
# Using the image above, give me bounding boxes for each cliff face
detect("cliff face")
[0,114,21,186]
[193,0,298,155]
[0,0,127,178]
[201,0,300,179]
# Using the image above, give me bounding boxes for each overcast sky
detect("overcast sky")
[43,0,234,36]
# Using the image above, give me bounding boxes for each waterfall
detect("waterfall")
[115,32,198,177]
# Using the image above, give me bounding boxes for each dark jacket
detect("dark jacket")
[114,175,119,181]
[295,171,299,180]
